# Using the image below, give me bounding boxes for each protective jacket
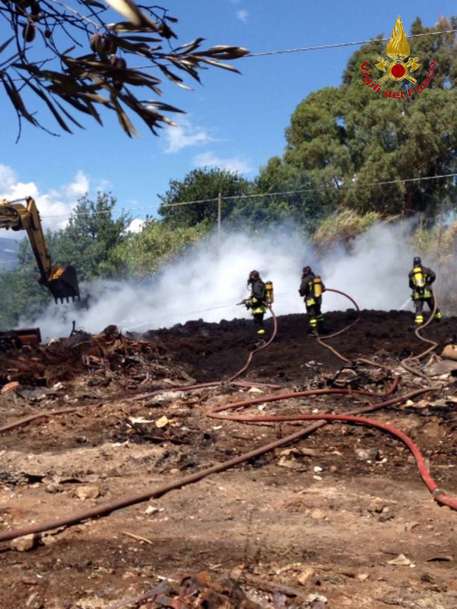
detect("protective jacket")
[247,279,267,311]
[409,265,435,300]
[299,272,325,305]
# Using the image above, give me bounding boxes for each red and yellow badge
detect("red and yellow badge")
[376,17,421,83]
[360,17,437,100]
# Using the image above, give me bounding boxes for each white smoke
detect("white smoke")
[321,221,415,312]
[24,221,418,340]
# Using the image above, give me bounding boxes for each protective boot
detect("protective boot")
[308,317,318,336]
[415,313,424,326]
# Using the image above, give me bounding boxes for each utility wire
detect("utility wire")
[9,25,457,81]
[162,171,457,208]
[246,27,457,58]
[4,171,457,219]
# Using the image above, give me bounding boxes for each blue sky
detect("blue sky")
[1,0,456,227]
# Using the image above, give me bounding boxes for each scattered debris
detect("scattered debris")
[441,344,457,361]
[9,533,36,552]
[355,447,379,461]
[305,592,328,608]
[0,326,191,390]
[297,567,316,587]
[123,530,153,545]
[75,484,101,501]
[0,381,20,395]
[247,387,264,394]
[149,391,186,405]
[387,554,415,567]
[106,572,263,609]
[1,311,457,609]
[155,415,171,429]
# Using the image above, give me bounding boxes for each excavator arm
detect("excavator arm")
[0,196,80,302]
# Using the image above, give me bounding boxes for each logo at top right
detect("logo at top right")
[360,17,437,100]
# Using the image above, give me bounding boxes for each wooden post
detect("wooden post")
[217,192,222,242]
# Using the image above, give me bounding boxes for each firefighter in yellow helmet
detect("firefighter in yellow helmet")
[299,266,325,334]
[243,270,272,336]
[409,257,442,326]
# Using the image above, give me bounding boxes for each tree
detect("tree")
[158,168,252,227]
[283,18,457,217]
[110,219,206,276]
[226,156,328,232]
[0,266,48,328]
[0,0,248,137]
[52,192,130,280]
[0,233,63,329]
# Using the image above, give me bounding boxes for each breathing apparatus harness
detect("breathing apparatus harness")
[265,281,274,305]
[306,275,324,306]
[411,266,431,299]
[239,278,274,309]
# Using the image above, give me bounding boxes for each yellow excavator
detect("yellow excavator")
[0,196,80,302]
[0,196,80,348]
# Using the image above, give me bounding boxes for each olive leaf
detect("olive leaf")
[0,0,248,138]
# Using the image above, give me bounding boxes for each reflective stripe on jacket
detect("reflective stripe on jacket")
[408,265,435,300]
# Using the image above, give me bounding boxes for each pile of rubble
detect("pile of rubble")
[108,571,315,609]
[0,325,192,391]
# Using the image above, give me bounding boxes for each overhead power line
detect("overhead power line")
[247,27,457,57]
[79,24,457,75]
[162,172,457,209]
[5,173,457,219]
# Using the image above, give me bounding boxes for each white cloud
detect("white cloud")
[164,118,212,153]
[237,8,249,23]
[194,152,253,175]
[0,164,90,236]
[0,165,16,191]
[66,170,90,197]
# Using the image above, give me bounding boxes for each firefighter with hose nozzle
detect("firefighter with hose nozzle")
[299,266,325,334]
[240,270,274,337]
[409,256,442,326]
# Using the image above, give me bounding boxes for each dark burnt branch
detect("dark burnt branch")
[0,0,248,138]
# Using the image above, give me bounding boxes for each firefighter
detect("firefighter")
[409,256,442,326]
[299,266,325,334]
[243,270,270,336]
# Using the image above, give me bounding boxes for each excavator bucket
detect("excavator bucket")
[47,265,80,303]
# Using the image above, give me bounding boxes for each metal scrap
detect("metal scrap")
[107,572,263,609]
[0,325,190,389]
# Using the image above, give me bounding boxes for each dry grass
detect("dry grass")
[313,209,382,247]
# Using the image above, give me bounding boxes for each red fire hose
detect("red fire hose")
[0,297,453,545]
[208,387,457,511]
[0,382,438,543]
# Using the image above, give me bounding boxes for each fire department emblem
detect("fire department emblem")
[375,17,421,85]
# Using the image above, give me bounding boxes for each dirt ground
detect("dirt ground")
[0,310,457,608]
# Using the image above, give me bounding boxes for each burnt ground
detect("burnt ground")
[0,310,457,608]
[151,310,457,383]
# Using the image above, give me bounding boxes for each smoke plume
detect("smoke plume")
[25,221,420,340]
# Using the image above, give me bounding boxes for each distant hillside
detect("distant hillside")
[0,237,19,271]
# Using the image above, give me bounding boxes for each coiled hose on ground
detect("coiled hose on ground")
[318,288,440,379]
